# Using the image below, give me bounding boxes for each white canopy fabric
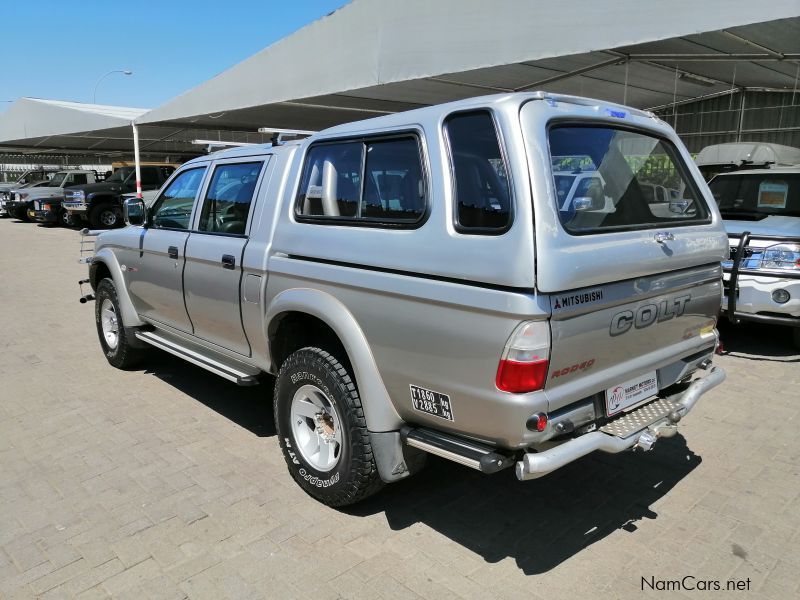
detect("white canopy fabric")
[0,98,273,159]
[0,98,147,143]
[137,0,800,131]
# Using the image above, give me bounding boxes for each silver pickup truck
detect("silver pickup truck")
[81,92,728,506]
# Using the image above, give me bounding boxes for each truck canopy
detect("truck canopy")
[695,142,800,169]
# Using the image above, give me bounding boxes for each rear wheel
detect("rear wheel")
[274,347,383,507]
[89,203,121,229]
[95,278,146,369]
[15,206,31,222]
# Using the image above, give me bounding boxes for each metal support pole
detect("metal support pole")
[736,92,746,142]
[132,123,142,199]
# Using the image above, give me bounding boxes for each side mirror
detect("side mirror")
[573,196,595,211]
[669,199,692,214]
[123,197,146,226]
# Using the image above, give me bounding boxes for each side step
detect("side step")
[134,330,260,386]
[400,426,514,474]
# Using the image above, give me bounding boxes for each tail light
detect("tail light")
[43,203,52,211]
[496,321,550,393]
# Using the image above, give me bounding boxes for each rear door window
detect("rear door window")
[197,161,263,235]
[548,126,710,234]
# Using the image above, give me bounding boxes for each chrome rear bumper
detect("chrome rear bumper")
[515,366,726,481]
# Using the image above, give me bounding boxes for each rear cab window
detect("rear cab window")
[548,125,710,234]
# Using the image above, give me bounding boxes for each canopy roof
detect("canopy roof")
[695,141,800,167]
[137,0,800,131]
[0,98,272,159]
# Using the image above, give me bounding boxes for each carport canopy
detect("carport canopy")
[136,0,800,133]
[0,98,276,160]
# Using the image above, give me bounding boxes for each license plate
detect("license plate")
[409,385,454,421]
[605,371,658,416]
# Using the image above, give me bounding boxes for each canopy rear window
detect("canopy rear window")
[548,125,710,234]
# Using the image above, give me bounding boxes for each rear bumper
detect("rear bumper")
[515,365,726,480]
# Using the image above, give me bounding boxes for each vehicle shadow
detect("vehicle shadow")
[141,351,276,437]
[346,435,700,574]
[717,320,799,362]
[138,349,701,575]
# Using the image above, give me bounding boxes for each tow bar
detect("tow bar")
[515,366,726,480]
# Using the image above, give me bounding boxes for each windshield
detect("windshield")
[709,173,800,219]
[548,126,710,234]
[48,172,69,187]
[106,167,133,183]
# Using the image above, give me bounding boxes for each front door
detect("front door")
[127,166,208,332]
[183,159,267,355]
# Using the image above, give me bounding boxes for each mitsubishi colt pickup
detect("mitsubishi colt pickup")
[80,92,728,506]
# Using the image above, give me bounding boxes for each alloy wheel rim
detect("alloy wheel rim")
[290,384,343,472]
[100,298,119,349]
[100,210,116,227]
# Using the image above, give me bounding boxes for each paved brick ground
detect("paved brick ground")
[0,217,798,599]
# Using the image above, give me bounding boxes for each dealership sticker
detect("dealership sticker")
[757,181,788,209]
[410,385,454,421]
[605,371,658,416]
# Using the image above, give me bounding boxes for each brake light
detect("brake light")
[496,321,550,393]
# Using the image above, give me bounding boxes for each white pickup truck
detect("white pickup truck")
[5,169,98,221]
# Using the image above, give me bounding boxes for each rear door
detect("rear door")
[522,106,728,293]
[520,106,728,411]
[182,158,269,356]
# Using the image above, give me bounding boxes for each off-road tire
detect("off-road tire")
[95,278,146,369]
[15,206,31,222]
[89,203,121,229]
[274,347,383,507]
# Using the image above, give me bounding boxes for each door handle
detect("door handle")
[168,245,179,259]
[221,254,236,270]
[654,232,675,244]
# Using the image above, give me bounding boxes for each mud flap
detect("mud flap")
[369,431,427,483]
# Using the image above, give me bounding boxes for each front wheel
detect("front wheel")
[792,327,800,350]
[89,203,121,229]
[274,347,383,507]
[95,278,146,369]
[58,208,73,227]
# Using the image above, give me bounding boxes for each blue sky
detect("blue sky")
[0,0,348,113]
